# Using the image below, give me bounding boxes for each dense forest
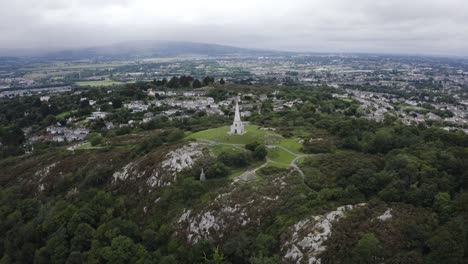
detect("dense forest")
[1,83,468,263]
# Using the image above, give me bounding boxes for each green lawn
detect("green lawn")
[74,142,92,150]
[277,137,302,154]
[399,104,426,111]
[228,160,266,179]
[209,144,246,156]
[267,147,296,165]
[296,156,307,165]
[75,78,124,87]
[56,111,71,119]
[188,124,302,154]
[266,162,291,169]
[188,125,278,144]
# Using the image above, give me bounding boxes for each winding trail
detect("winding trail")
[198,139,312,179]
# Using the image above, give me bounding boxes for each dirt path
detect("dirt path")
[198,139,312,179]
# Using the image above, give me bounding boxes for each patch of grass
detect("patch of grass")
[399,104,425,111]
[266,162,291,169]
[296,156,307,165]
[40,62,129,70]
[226,160,266,180]
[188,124,302,154]
[277,137,302,154]
[188,125,274,144]
[209,144,246,156]
[229,169,247,179]
[56,111,71,119]
[74,142,92,150]
[267,147,295,165]
[75,78,124,87]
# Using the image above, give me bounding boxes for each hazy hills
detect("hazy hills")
[0,41,287,60]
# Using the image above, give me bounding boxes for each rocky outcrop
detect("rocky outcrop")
[112,162,137,182]
[161,143,203,175]
[112,143,204,190]
[376,208,392,221]
[177,173,293,244]
[34,162,58,192]
[282,204,366,264]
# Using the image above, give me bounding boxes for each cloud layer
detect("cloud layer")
[1,0,467,55]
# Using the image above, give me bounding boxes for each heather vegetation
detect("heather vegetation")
[0,82,467,263]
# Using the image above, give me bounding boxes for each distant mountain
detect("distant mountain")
[42,40,286,60]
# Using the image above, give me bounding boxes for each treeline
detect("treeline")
[151,76,225,89]
[1,84,468,263]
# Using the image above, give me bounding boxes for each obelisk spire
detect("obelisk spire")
[230,97,245,135]
[234,100,241,122]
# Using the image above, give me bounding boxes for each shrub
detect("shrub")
[218,152,250,168]
[206,162,230,179]
[245,141,260,151]
[253,145,268,160]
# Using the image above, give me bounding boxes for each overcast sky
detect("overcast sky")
[1,0,468,56]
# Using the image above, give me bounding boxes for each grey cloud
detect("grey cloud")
[0,0,467,56]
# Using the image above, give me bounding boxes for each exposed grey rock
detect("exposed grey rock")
[377,208,393,221]
[282,203,366,264]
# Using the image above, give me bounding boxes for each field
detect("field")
[208,144,246,156]
[267,146,296,165]
[399,104,427,111]
[188,124,302,154]
[341,98,353,103]
[56,111,71,119]
[188,124,307,176]
[39,61,129,70]
[75,78,124,87]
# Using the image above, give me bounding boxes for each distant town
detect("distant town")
[1,54,467,144]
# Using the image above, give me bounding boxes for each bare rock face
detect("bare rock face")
[161,143,203,175]
[177,173,291,244]
[112,143,204,190]
[112,162,137,182]
[34,162,57,192]
[282,204,366,264]
[376,208,393,221]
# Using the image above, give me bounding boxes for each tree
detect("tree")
[206,162,229,179]
[79,100,90,109]
[426,219,466,264]
[192,79,202,88]
[253,145,268,160]
[219,78,226,85]
[160,255,177,264]
[369,128,395,154]
[100,236,140,264]
[218,152,250,167]
[112,99,123,109]
[434,192,451,222]
[1,126,25,146]
[223,232,253,263]
[254,233,277,256]
[87,133,103,146]
[167,129,184,142]
[245,141,260,152]
[203,76,214,86]
[44,115,57,126]
[167,77,180,88]
[70,223,95,252]
[352,233,381,263]
[212,246,224,264]
[66,252,84,264]
[250,255,280,264]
